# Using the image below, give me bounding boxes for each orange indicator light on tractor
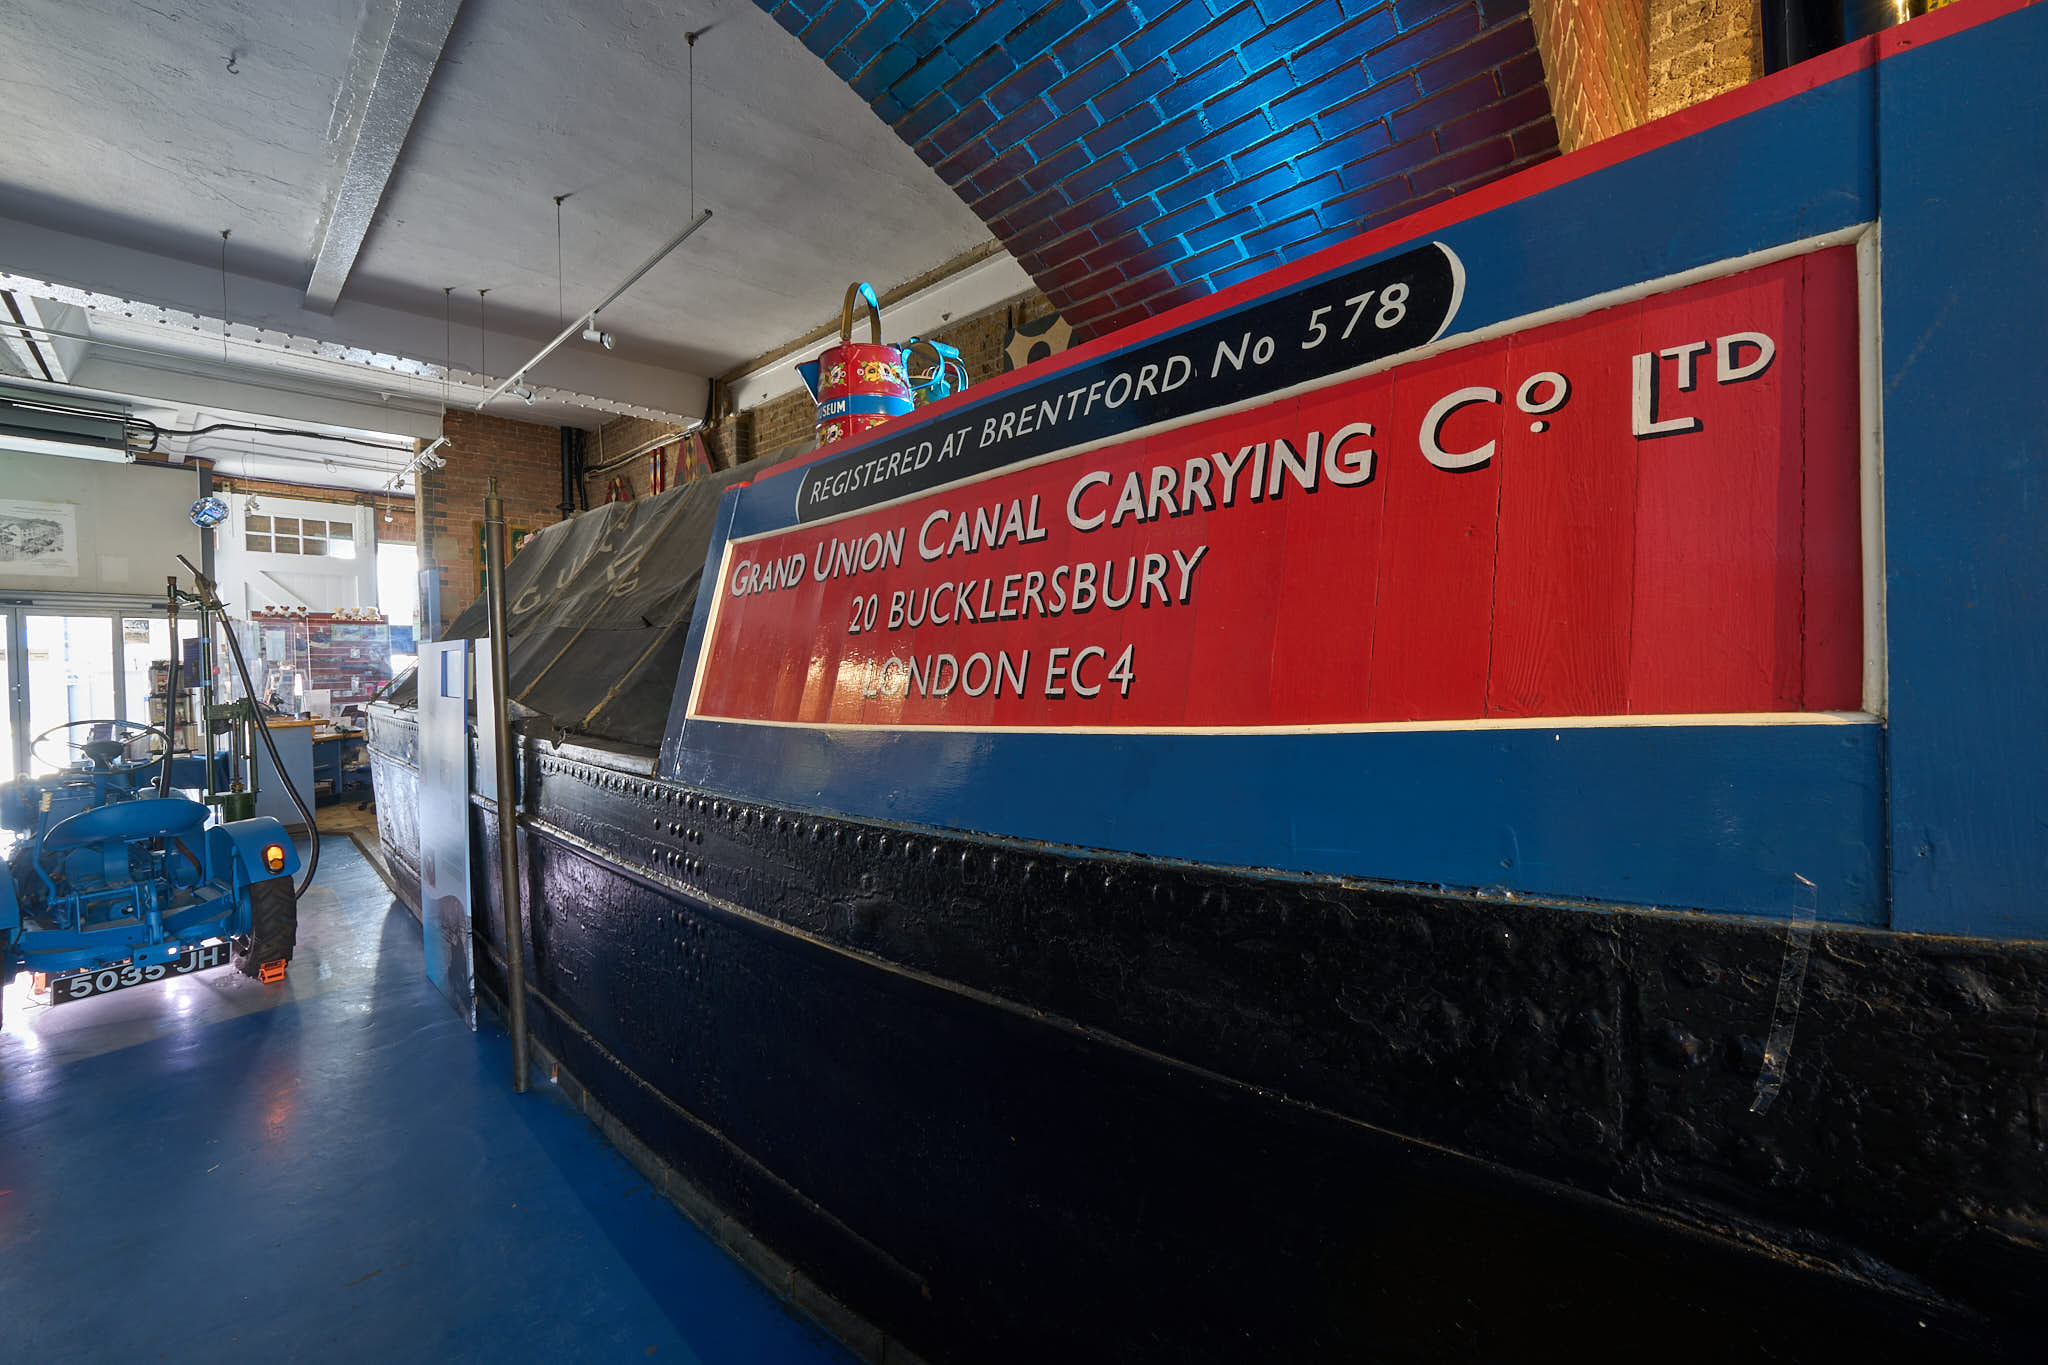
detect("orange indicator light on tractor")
[262,843,287,874]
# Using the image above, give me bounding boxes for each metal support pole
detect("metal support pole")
[159,578,179,799]
[484,479,530,1092]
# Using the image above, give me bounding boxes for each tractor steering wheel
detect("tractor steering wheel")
[30,718,173,776]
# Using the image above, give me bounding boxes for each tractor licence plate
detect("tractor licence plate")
[48,942,232,1004]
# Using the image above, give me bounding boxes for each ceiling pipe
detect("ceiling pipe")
[2,314,696,429]
[558,427,576,521]
[2,318,446,408]
[476,208,713,411]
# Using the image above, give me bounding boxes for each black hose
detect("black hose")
[219,609,318,898]
[165,422,412,453]
[2,398,409,461]
[157,589,179,800]
[177,556,319,897]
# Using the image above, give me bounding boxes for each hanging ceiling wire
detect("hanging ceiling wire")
[555,194,569,330]
[218,229,231,364]
[378,288,456,494]
[197,225,425,471]
[475,29,711,410]
[688,31,696,219]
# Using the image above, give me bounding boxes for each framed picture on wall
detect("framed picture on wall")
[475,521,537,592]
[0,498,79,576]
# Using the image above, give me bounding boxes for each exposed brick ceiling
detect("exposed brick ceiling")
[758,0,1559,338]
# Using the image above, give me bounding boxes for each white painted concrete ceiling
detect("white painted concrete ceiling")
[0,0,1013,483]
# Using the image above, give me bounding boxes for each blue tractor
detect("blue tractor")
[0,718,300,1017]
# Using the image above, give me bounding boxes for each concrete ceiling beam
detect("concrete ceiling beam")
[0,293,42,380]
[67,353,446,443]
[0,213,709,425]
[304,0,467,314]
[36,299,91,381]
[0,291,74,383]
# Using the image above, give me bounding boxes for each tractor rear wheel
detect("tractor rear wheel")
[236,877,298,980]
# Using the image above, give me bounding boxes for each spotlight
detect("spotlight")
[581,326,615,350]
[512,383,537,403]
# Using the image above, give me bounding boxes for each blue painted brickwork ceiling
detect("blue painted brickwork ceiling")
[759,0,1558,337]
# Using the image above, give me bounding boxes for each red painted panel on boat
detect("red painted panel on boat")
[1268,385,1388,725]
[1489,308,1641,718]
[1177,406,1288,728]
[694,247,1862,731]
[1626,254,1816,714]
[1799,249,1868,711]
[1369,353,1504,722]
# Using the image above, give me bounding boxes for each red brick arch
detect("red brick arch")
[761,0,1559,337]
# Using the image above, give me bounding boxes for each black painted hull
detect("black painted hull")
[367,707,2045,1361]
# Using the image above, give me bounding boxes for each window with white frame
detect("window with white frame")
[245,516,357,557]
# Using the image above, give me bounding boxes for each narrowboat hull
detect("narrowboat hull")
[369,7,2048,1356]
[368,706,2044,1361]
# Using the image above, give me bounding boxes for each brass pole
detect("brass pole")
[484,479,530,1092]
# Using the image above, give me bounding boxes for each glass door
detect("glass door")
[3,604,190,781]
[22,613,121,777]
[121,614,200,751]
[0,618,12,784]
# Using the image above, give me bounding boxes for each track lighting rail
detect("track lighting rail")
[474,209,712,411]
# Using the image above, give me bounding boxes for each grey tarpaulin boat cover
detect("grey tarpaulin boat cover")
[385,458,758,749]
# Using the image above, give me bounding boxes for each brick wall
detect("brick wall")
[1527,0,1643,152]
[591,412,747,478]
[724,287,1061,467]
[749,390,817,463]
[377,503,416,545]
[416,410,568,637]
[588,415,747,502]
[1528,1,1763,154]
[759,0,1557,341]
[210,472,417,543]
[1646,0,1758,120]
[592,415,685,469]
[596,389,800,474]
[938,289,1063,377]
[588,416,683,505]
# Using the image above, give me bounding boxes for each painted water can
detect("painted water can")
[797,283,912,447]
[903,337,970,407]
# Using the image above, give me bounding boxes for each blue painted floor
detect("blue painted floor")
[0,835,852,1365]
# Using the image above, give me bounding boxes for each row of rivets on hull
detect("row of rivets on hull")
[651,847,705,877]
[541,754,1034,895]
